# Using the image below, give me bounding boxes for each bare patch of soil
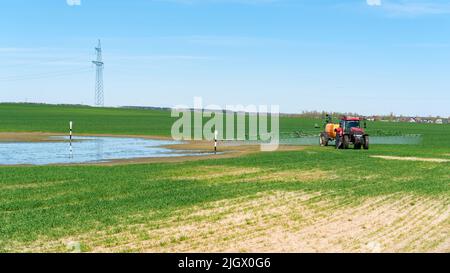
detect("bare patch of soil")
[0,132,63,143]
[371,155,450,163]
[174,166,262,181]
[241,169,335,183]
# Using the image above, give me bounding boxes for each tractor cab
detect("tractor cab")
[339,117,365,134]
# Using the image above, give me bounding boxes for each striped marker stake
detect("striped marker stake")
[214,130,218,154]
[69,121,73,158]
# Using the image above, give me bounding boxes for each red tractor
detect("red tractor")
[320,116,369,150]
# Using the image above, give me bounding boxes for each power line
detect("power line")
[0,55,91,69]
[0,67,93,82]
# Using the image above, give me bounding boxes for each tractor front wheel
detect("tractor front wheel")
[363,136,369,150]
[343,135,350,149]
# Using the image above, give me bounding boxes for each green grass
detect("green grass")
[1,103,448,143]
[0,103,175,136]
[0,103,449,252]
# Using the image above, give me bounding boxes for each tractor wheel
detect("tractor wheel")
[363,136,369,150]
[320,133,329,147]
[343,135,350,149]
[335,135,341,149]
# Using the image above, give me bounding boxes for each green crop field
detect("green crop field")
[0,103,449,253]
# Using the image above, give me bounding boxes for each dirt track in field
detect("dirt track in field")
[0,132,64,142]
[103,143,306,166]
[371,155,450,163]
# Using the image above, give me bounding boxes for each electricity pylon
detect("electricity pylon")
[92,39,104,107]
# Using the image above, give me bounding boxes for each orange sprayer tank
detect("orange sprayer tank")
[325,123,340,139]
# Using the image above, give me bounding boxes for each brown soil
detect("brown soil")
[240,169,335,183]
[92,143,305,166]
[0,132,64,142]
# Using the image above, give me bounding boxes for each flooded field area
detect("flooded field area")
[0,136,206,165]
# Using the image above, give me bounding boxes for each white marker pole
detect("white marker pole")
[214,130,218,154]
[69,121,73,158]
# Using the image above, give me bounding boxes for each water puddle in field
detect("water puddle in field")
[0,136,210,166]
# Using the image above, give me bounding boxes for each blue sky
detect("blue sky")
[0,0,449,116]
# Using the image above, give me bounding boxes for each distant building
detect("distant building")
[409,118,416,123]
[436,119,443,124]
